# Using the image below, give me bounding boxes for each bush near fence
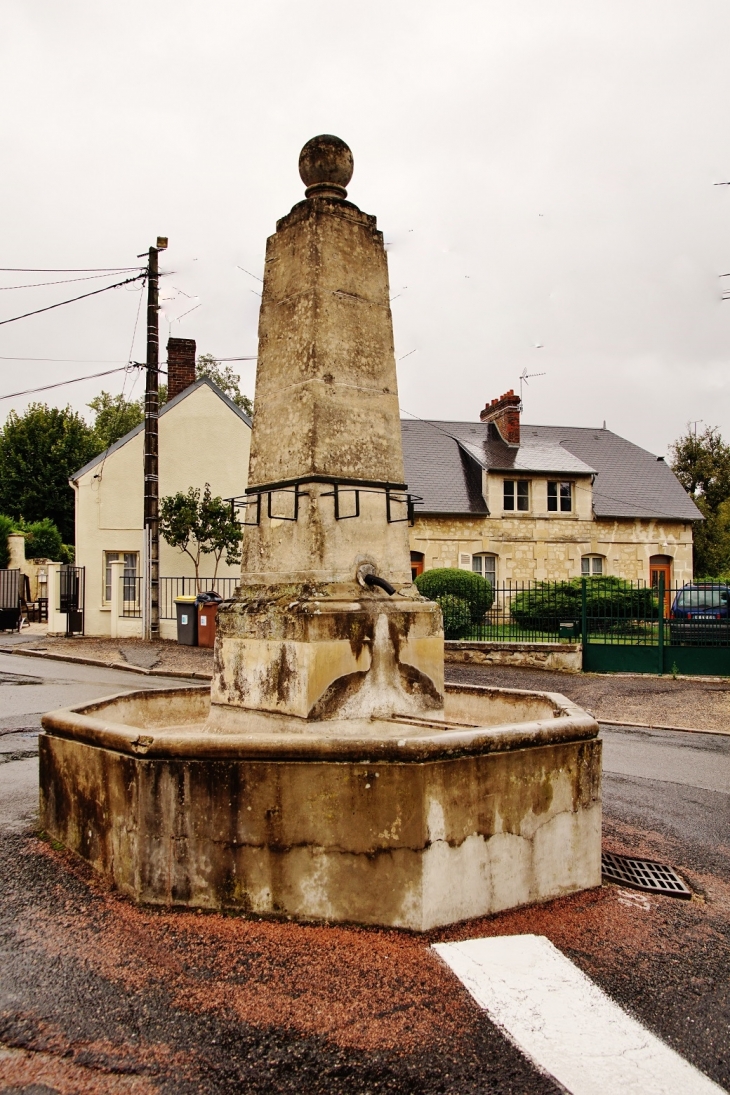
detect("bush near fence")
[511,577,657,634]
[415,568,494,639]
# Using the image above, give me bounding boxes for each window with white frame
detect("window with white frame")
[548,481,573,512]
[104,552,139,603]
[503,479,529,512]
[581,554,604,576]
[472,553,497,586]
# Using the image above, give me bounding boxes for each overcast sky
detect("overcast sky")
[2,1,730,456]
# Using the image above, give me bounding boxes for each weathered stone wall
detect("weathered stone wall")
[410,514,694,583]
[445,641,582,673]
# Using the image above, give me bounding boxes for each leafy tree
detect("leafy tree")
[0,515,14,569]
[670,424,730,574]
[160,483,242,585]
[0,404,99,543]
[88,390,144,450]
[19,517,63,561]
[669,425,730,512]
[196,353,253,417]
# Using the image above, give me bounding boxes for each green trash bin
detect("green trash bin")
[175,596,198,645]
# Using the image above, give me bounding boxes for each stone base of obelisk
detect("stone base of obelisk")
[39,683,601,932]
[211,589,444,722]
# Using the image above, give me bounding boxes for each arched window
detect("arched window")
[581,554,605,577]
[472,553,497,586]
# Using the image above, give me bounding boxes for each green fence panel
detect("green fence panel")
[664,645,730,676]
[583,645,660,674]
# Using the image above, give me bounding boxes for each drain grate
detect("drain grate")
[602,851,692,900]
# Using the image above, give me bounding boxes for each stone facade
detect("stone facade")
[410,513,694,584]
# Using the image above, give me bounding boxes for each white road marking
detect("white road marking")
[433,935,725,1095]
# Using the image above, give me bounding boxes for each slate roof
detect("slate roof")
[401,418,703,521]
[72,379,252,481]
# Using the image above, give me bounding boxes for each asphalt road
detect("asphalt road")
[0,656,728,1094]
[0,652,197,834]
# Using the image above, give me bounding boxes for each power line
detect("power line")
[0,266,145,273]
[0,366,142,402]
[0,272,145,328]
[0,271,148,291]
[0,356,129,363]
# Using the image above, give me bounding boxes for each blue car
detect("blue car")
[669,583,730,645]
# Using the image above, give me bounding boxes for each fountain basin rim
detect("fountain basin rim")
[40,683,598,763]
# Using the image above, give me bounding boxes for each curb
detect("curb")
[597,717,730,738]
[0,647,211,681]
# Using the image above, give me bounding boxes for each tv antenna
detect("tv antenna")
[519,367,546,407]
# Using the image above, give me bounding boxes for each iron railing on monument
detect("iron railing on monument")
[120,576,239,619]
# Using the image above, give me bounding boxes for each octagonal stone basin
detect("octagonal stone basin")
[39,683,601,931]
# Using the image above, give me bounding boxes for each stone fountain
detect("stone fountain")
[39,136,601,930]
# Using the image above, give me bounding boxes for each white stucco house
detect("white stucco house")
[71,343,251,640]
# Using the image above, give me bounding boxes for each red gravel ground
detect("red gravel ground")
[1,805,728,1094]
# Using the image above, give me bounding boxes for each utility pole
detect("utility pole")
[141,236,167,639]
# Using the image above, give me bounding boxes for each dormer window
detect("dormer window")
[548,481,572,512]
[504,480,529,511]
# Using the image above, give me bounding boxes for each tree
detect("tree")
[669,424,730,575]
[19,517,63,561]
[669,425,730,513]
[88,390,144,450]
[160,483,242,585]
[0,404,99,543]
[196,353,253,417]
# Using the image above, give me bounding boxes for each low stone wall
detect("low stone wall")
[445,640,582,674]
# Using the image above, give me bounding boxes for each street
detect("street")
[0,654,728,1093]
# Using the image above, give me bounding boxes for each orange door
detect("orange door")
[410,552,425,581]
[650,563,671,614]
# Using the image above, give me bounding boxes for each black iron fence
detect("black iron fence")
[58,565,85,635]
[121,576,239,619]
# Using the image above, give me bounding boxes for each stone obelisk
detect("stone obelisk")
[212,135,443,722]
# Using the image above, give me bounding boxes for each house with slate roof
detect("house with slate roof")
[71,339,251,639]
[403,390,702,587]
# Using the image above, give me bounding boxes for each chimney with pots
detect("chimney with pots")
[167,338,197,401]
[479,389,521,446]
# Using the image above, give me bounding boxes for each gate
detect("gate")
[0,568,21,631]
[58,565,85,636]
[581,577,730,676]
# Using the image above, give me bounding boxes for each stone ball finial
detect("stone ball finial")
[299,135,354,199]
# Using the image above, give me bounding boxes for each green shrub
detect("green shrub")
[415,568,494,622]
[434,594,472,639]
[0,514,14,569]
[58,543,75,565]
[510,577,657,633]
[21,517,63,561]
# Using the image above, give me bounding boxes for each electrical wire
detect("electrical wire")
[0,356,129,363]
[0,271,147,291]
[0,273,146,327]
[0,366,140,402]
[0,266,145,273]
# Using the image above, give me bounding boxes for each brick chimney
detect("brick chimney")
[479,389,521,446]
[167,338,197,401]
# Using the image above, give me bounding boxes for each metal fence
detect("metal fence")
[0,569,20,610]
[58,565,85,635]
[414,571,730,675]
[121,576,240,619]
